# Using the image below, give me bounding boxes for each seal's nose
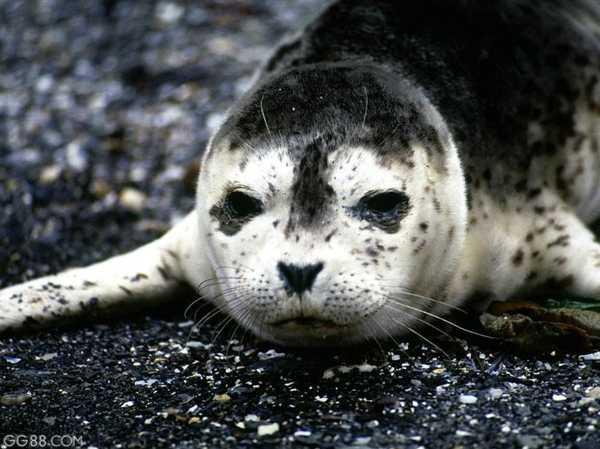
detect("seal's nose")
[277,262,324,295]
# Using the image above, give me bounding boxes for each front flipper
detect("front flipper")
[0,212,208,332]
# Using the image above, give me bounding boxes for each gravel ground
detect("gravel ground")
[1,1,600,448]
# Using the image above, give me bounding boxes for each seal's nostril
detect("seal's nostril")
[277,262,324,295]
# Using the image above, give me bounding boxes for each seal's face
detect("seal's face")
[196,65,468,346]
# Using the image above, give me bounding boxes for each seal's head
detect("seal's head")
[197,63,468,346]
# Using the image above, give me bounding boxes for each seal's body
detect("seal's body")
[1,0,599,346]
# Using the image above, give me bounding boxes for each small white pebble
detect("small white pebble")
[186,341,211,350]
[119,188,147,212]
[553,394,567,402]
[4,357,22,364]
[294,430,312,437]
[459,394,478,404]
[456,430,472,437]
[488,388,504,399]
[581,352,600,361]
[121,401,134,408]
[257,423,280,437]
[39,165,62,184]
[322,369,335,379]
[156,2,184,24]
[39,353,58,361]
[257,349,285,360]
[357,362,377,373]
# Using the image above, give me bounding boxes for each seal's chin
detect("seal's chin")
[264,316,360,346]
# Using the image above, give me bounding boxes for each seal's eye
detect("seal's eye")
[224,191,264,219]
[363,191,407,215]
[351,190,411,232]
[363,191,409,216]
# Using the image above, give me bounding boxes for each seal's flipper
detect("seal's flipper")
[0,212,205,332]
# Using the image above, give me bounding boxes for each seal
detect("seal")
[1,0,599,347]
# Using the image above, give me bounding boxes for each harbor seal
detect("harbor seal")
[1,0,599,347]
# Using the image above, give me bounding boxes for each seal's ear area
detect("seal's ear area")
[0,212,205,333]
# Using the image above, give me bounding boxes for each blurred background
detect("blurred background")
[0,0,323,287]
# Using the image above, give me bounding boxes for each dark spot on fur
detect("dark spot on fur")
[547,235,570,249]
[366,247,379,257]
[325,229,337,242]
[119,286,133,296]
[512,249,524,266]
[157,266,172,281]
[131,273,149,282]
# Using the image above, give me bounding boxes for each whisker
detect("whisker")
[260,94,272,137]
[373,282,467,314]
[383,303,455,341]
[361,86,369,129]
[372,317,409,360]
[185,283,245,320]
[394,319,450,359]
[364,320,388,360]
[384,295,495,340]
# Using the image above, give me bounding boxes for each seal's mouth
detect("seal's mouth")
[271,317,340,329]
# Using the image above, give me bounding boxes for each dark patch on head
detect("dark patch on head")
[211,63,449,171]
[285,136,336,234]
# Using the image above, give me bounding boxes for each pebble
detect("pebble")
[488,388,504,399]
[552,394,567,402]
[459,394,478,404]
[156,2,185,24]
[65,140,88,172]
[186,341,212,350]
[581,352,600,361]
[257,349,285,360]
[39,165,62,184]
[213,394,231,402]
[1,392,32,406]
[119,188,147,212]
[257,423,280,437]
[4,356,22,364]
[38,353,58,361]
[134,379,159,387]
